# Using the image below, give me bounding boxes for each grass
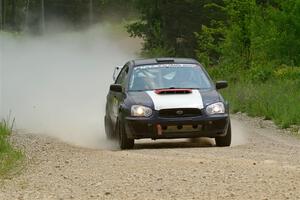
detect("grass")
[206,64,300,130]
[0,118,23,178]
[221,79,300,129]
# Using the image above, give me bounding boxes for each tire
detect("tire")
[104,116,114,140]
[215,122,231,147]
[116,119,134,150]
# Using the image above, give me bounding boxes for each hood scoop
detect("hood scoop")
[154,89,193,95]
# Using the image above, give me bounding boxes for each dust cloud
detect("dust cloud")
[231,118,249,146]
[0,24,248,149]
[0,24,141,149]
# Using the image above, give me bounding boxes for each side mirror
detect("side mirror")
[110,84,123,93]
[216,81,228,90]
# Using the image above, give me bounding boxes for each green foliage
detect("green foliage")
[127,0,224,57]
[0,0,135,33]
[0,118,23,178]
[222,79,300,128]
[274,65,300,80]
[199,0,300,68]
[196,0,258,68]
[208,60,300,128]
[195,23,224,67]
[140,45,175,58]
[4,0,300,66]
[127,17,174,57]
[245,0,300,66]
[248,65,273,83]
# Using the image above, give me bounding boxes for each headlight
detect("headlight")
[206,102,225,115]
[131,105,153,117]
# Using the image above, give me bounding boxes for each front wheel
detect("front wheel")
[215,122,231,147]
[116,119,134,150]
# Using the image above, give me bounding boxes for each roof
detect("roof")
[131,58,200,67]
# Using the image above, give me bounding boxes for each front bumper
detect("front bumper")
[124,113,230,140]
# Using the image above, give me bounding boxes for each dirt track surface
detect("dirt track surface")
[1,114,300,200]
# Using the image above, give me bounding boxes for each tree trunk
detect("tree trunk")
[11,0,16,30]
[0,0,5,30]
[24,0,30,30]
[41,0,45,33]
[89,0,93,25]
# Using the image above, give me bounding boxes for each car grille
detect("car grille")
[158,108,202,118]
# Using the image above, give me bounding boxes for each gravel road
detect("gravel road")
[1,114,300,200]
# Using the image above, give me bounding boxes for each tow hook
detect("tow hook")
[157,124,162,135]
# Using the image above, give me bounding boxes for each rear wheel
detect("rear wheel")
[117,119,134,150]
[215,122,231,147]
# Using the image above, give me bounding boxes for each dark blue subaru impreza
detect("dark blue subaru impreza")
[105,58,231,149]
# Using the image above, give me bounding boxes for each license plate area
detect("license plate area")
[162,125,202,133]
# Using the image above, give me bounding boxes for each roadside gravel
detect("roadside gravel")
[1,114,300,200]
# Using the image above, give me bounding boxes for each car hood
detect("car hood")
[126,89,222,110]
[125,91,155,108]
[200,89,223,106]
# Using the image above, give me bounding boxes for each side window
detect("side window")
[115,66,129,86]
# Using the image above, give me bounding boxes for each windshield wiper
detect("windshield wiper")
[155,87,177,90]
[155,87,200,90]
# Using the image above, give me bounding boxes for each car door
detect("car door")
[109,65,129,127]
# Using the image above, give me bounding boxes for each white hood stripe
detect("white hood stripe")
[146,90,204,110]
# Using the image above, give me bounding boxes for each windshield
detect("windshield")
[129,64,213,91]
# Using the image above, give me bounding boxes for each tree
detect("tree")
[89,0,94,25]
[11,0,16,28]
[41,0,45,33]
[127,0,224,57]
[0,0,5,30]
[0,0,135,33]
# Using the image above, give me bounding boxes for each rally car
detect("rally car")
[105,58,231,149]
